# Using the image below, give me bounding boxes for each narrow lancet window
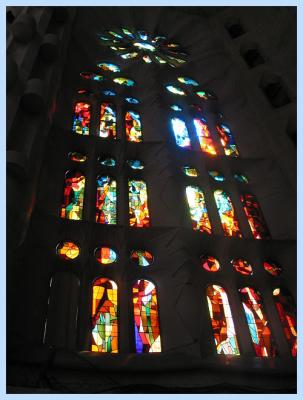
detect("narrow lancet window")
[206,285,240,355]
[96,176,117,224]
[72,102,91,135]
[99,102,117,139]
[60,171,85,220]
[171,117,191,149]
[214,190,242,237]
[240,193,270,239]
[133,279,161,353]
[193,117,217,155]
[186,186,211,233]
[216,123,239,157]
[125,111,142,142]
[128,179,150,227]
[273,288,297,357]
[239,287,277,357]
[92,278,118,353]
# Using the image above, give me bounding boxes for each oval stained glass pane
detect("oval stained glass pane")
[99,157,116,167]
[263,261,282,276]
[209,171,225,182]
[80,72,104,81]
[166,85,186,96]
[125,97,139,104]
[130,250,153,266]
[196,90,217,100]
[56,241,80,260]
[127,160,144,170]
[171,105,182,111]
[231,258,253,276]
[68,152,87,163]
[95,247,117,264]
[234,173,249,183]
[201,255,220,272]
[113,77,135,86]
[182,166,198,177]
[97,62,120,72]
[102,90,116,96]
[177,77,199,86]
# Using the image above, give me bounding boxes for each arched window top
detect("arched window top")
[60,170,85,220]
[240,192,270,239]
[206,284,240,355]
[186,186,212,234]
[92,278,118,353]
[231,258,253,276]
[133,279,161,353]
[239,287,277,357]
[72,102,91,136]
[201,255,220,272]
[214,190,242,238]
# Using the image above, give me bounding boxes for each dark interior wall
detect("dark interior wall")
[7,6,296,393]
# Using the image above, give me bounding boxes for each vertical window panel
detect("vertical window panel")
[216,123,239,157]
[239,287,277,357]
[128,179,150,227]
[96,176,117,224]
[125,111,142,142]
[273,288,297,357]
[214,190,242,237]
[92,278,118,353]
[133,279,161,353]
[72,102,91,135]
[240,193,271,239]
[171,117,191,149]
[193,118,217,155]
[99,102,117,139]
[206,285,240,355]
[186,186,211,233]
[60,171,85,220]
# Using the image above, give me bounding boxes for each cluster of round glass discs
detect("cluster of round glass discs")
[98,28,188,68]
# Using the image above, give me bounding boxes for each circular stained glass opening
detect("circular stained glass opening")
[56,241,80,260]
[130,250,153,266]
[231,258,253,276]
[201,255,220,272]
[263,261,282,276]
[95,247,117,264]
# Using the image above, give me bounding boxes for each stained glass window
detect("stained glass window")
[56,241,80,260]
[125,111,142,142]
[60,171,85,220]
[92,278,118,353]
[102,90,116,96]
[234,173,249,184]
[72,102,91,135]
[166,85,186,96]
[185,186,212,234]
[113,77,135,86]
[240,193,270,239]
[99,157,116,167]
[208,171,225,182]
[231,258,253,276]
[99,102,116,139]
[206,285,240,355]
[95,247,117,264]
[125,97,139,104]
[127,160,144,170]
[182,166,198,177]
[177,77,198,86]
[97,62,120,72]
[133,279,161,353]
[201,256,220,272]
[80,72,104,81]
[171,105,182,111]
[273,288,297,357]
[171,117,191,149]
[128,179,150,227]
[216,123,239,157]
[130,250,153,266]
[96,176,117,224]
[239,287,277,357]
[193,118,217,155]
[68,152,87,163]
[214,190,242,238]
[196,90,217,100]
[263,260,282,276]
